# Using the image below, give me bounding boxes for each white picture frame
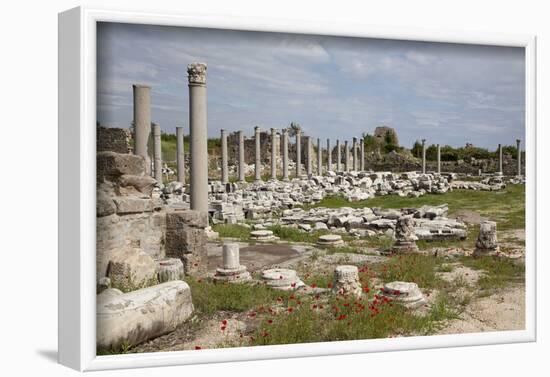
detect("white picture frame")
[58,5,537,371]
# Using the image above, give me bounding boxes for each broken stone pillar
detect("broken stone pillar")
[157,258,185,283]
[344,140,350,172]
[238,130,245,182]
[351,137,358,171]
[516,139,522,177]
[333,265,362,299]
[327,139,332,172]
[176,127,185,184]
[392,216,419,253]
[316,234,344,248]
[187,63,208,213]
[474,220,499,256]
[282,128,289,181]
[336,139,341,172]
[498,143,503,175]
[97,281,194,350]
[165,209,208,276]
[271,128,277,180]
[437,144,441,174]
[296,130,302,178]
[254,126,261,182]
[132,84,151,175]
[214,243,251,282]
[152,123,162,184]
[317,138,322,176]
[306,136,313,177]
[220,129,229,184]
[421,139,426,174]
[360,138,365,171]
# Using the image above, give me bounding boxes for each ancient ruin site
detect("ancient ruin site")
[95,61,526,354]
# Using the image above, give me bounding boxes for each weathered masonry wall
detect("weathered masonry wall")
[97,125,131,153]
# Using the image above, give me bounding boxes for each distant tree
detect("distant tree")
[362,133,377,153]
[411,140,422,158]
[426,144,438,160]
[384,130,397,146]
[287,122,302,137]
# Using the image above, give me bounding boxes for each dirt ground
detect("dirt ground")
[437,284,525,334]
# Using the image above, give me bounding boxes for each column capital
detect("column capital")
[282,128,288,135]
[187,63,207,85]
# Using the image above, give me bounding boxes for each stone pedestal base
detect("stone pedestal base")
[316,234,345,248]
[261,268,304,290]
[381,281,426,309]
[213,265,252,283]
[250,230,279,242]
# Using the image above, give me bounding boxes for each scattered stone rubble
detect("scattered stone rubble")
[277,204,467,241]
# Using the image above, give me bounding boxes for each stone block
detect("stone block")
[97,151,146,181]
[113,197,154,214]
[107,247,158,292]
[96,281,194,349]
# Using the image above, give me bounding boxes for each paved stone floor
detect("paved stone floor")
[207,242,306,273]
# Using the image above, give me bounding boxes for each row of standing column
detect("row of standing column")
[420,139,522,176]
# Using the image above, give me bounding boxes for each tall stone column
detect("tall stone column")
[282,128,289,181]
[336,140,341,172]
[437,144,441,174]
[421,139,426,174]
[187,63,208,214]
[254,126,261,182]
[271,128,277,180]
[344,140,349,172]
[306,136,313,177]
[327,139,332,172]
[238,130,245,182]
[176,127,185,184]
[360,138,365,171]
[498,143,503,175]
[152,123,162,183]
[516,139,522,177]
[220,129,228,184]
[352,137,357,171]
[132,84,151,175]
[317,138,322,176]
[295,130,301,178]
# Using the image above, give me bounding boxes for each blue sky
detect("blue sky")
[97,22,525,149]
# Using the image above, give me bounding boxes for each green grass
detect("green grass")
[373,254,446,290]
[248,290,458,346]
[458,256,525,295]
[269,225,329,243]
[212,224,251,241]
[186,277,290,315]
[308,185,525,231]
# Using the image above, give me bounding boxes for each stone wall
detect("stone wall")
[96,150,208,287]
[97,126,131,153]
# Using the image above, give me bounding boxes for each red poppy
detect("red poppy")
[290,282,296,288]
[311,283,317,288]
[267,319,273,324]
[363,287,370,293]
[262,331,269,337]
[221,325,226,331]
[337,314,347,321]
[194,346,202,350]
[222,319,228,325]
[279,275,283,279]
[287,307,294,313]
